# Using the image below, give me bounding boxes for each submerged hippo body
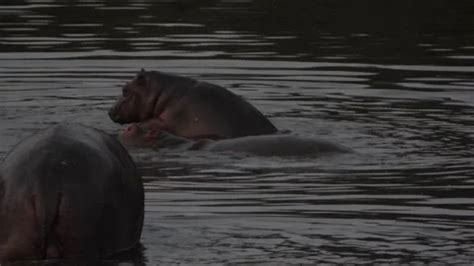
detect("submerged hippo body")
[109,69,277,139]
[120,122,352,157]
[206,134,352,156]
[0,124,144,261]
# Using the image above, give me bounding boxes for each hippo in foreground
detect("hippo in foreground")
[0,124,144,261]
[108,69,277,139]
[119,122,352,157]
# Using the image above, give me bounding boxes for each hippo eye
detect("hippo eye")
[122,87,131,97]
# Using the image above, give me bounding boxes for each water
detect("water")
[1,0,474,264]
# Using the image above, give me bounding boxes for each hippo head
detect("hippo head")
[118,122,189,149]
[108,69,161,124]
[119,123,160,147]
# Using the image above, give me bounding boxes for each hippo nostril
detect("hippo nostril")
[109,111,123,123]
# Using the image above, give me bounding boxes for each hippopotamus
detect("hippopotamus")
[119,121,352,157]
[108,69,277,139]
[0,124,144,261]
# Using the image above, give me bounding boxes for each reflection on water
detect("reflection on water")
[1,0,474,264]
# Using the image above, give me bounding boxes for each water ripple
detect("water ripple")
[1,0,473,264]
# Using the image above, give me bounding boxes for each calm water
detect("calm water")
[1,0,474,264]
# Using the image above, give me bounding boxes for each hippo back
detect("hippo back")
[0,124,144,260]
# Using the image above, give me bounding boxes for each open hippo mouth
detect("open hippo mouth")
[126,123,161,140]
[119,121,190,150]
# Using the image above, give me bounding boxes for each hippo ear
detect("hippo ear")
[136,71,147,87]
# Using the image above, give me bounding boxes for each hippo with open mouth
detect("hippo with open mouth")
[0,124,144,261]
[109,69,278,139]
[119,121,352,157]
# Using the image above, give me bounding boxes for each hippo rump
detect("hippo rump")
[108,69,277,139]
[0,124,144,261]
[119,122,352,157]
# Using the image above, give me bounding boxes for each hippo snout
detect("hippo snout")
[110,114,126,124]
[108,105,126,124]
[109,96,129,124]
[108,108,118,122]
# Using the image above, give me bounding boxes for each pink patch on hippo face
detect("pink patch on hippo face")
[143,128,160,141]
[122,124,140,138]
[120,123,163,148]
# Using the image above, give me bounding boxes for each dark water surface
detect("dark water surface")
[1,0,474,264]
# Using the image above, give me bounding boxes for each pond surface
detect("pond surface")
[1,0,474,264]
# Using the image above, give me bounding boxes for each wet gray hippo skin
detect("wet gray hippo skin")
[205,134,352,156]
[108,69,277,139]
[120,122,352,156]
[0,124,144,261]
